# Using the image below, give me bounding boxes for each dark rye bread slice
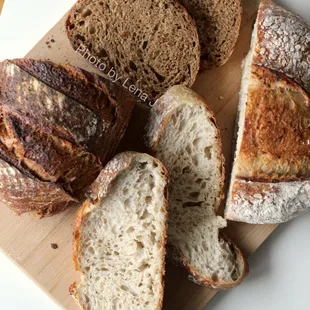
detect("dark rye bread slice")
[66,0,200,100]
[0,59,135,217]
[177,0,242,68]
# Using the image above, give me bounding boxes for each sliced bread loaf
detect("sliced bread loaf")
[66,0,200,100]
[177,0,242,68]
[0,59,135,217]
[225,0,310,224]
[146,85,248,288]
[70,152,168,309]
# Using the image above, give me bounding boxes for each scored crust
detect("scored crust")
[71,152,169,310]
[226,0,310,224]
[235,65,310,182]
[253,0,310,92]
[0,59,135,217]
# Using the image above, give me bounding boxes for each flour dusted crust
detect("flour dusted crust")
[225,0,310,224]
[228,180,310,224]
[253,0,310,92]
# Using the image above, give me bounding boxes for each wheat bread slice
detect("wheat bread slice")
[146,85,248,288]
[70,152,168,309]
[225,0,310,224]
[177,0,242,68]
[66,0,200,100]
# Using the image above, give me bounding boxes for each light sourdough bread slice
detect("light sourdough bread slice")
[66,0,200,100]
[146,85,248,288]
[225,0,310,224]
[70,152,168,310]
[177,0,242,68]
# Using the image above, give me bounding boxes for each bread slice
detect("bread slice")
[66,0,200,100]
[177,0,242,68]
[146,85,248,288]
[225,0,310,224]
[70,152,168,309]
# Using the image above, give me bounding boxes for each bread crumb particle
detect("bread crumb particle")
[219,96,224,100]
[51,243,58,249]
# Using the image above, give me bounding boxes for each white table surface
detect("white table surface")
[0,1,309,309]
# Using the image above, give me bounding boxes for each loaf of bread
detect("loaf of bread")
[66,0,200,100]
[146,85,248,288]
[0,59,135,218]
[225,0,310,224]
[70,152,168,309]
[177,0,242,68]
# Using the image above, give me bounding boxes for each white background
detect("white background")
[0,0,309,309]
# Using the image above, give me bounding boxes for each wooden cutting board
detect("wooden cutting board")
[0,0,278,309]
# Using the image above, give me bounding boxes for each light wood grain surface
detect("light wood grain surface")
[0,0,278,309]
[0,0,4,14]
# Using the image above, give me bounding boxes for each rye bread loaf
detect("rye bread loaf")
[177,0,242,68]
[70,152,168,310]
[0,59,135,218]
[146,85,248,288]
[225,0,310,224]
[66,0,200,100]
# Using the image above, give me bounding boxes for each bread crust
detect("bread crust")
[0,157,77,218]
[71,152,169,310]
[227,179,310,224]
[253,0,310,92]
[146,85,248,288]
[0,59,135,217]
[226,0,310,224]
[236,65,310,182]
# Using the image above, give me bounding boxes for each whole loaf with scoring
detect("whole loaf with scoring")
[0,59,135,218]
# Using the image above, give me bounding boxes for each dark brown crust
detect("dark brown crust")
[0,157,77,218]
[71,152,169,310]
[0,58,135,217]
[236,65,310,182]
[1,112,100,196]
[6,59,135,163]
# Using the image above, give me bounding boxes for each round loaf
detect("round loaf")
[0,59,135,218]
